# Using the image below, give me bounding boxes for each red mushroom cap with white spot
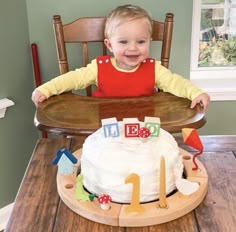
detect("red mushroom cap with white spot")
[139,127,150,138]
[98,194,112,204]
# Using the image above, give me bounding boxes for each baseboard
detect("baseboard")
[0,203,14,231]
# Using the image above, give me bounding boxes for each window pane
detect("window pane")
[199,3,236,67]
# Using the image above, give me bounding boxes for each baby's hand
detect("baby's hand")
[31,89,47,107]
[191,93,210,112]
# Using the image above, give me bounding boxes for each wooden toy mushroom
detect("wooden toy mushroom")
[97,194,112,210]
[139,127,150,142]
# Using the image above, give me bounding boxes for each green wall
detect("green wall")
[0,0,38,208]
[1,0,236,209]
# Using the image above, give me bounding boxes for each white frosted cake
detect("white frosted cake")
[81,120,183,203]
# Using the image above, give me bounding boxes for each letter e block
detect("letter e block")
[124,123,140,137]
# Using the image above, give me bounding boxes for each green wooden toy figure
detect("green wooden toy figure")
[75,174,95,201]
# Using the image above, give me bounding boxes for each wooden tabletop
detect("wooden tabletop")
[34,92,206,135]
[6,135,236,232]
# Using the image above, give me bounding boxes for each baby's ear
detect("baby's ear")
[104,39,113,52]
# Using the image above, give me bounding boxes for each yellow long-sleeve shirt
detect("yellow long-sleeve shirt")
[37,57,204,100]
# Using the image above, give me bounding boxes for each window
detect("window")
[191,0,236,100]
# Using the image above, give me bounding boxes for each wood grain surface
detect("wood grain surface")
[35,92,206,136]
[5,135,236,232]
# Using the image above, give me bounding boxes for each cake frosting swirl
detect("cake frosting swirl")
[81,121,183,203]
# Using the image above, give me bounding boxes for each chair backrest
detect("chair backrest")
[53,13,174,96]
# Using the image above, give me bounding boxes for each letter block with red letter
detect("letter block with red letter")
[124,123,140,137]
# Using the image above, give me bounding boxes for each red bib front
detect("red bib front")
[92,56,155,98]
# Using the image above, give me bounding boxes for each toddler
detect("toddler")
[32,4,210,111]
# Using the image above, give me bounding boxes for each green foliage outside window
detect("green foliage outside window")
[199,36,236,66]
[199,1,236,67]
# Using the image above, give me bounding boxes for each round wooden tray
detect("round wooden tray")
[56,148,208,227]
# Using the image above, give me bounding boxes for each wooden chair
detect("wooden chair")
[52,13,174,96]
[34,14,206,136]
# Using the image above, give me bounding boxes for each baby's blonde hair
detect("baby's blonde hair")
[105,5,153,39]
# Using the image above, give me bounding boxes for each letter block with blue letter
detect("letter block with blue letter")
[102,117,119,138]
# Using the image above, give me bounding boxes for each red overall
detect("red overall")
[92,56,155,98]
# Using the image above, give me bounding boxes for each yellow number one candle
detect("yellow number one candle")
[159,156,167,208]
[125,173,144,212]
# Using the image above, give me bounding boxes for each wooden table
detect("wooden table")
[6,136,236,232]
[34,92,205,135]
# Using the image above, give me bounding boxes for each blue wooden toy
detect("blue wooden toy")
[52,148,78,174]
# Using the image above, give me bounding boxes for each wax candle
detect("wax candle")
[125,173,144,212]
[159,156,167,208]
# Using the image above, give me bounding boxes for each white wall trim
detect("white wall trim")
[206,89,236,101]
[191,77,236,101]
[0,203,14,231]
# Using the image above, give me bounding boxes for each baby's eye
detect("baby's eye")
[138,40,146,44]
[119,40,127,44]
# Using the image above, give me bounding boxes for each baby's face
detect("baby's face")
[104,18,152,70]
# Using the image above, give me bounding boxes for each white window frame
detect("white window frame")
[190,0,236,101]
